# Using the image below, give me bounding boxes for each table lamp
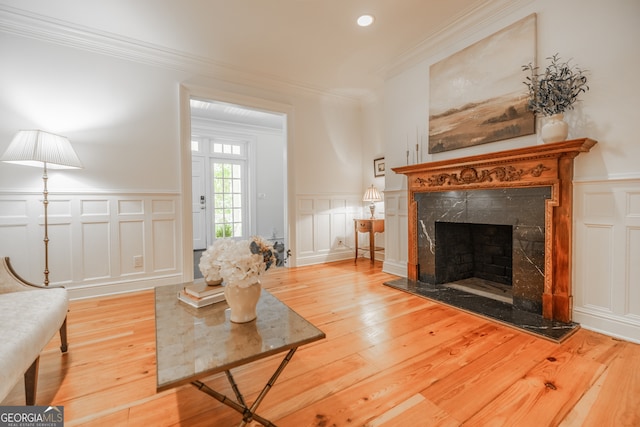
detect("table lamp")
[362,185,382,219]
[1,130,82,285]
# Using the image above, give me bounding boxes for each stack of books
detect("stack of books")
[177,282,225,308]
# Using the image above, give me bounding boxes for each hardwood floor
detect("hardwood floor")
[3,260,639,426]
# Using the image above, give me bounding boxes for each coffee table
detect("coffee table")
[155,283,325,426]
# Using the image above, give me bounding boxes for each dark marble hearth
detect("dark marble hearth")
[384,278,579,342]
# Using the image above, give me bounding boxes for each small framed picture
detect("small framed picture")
[374,157,385,177]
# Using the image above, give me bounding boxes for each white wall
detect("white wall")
[255,131,286,239]
[373,0,640,342]
[0,17,364,295]
[0,33,184,193]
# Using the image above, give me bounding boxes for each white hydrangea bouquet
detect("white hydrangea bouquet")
[200,236,276,288]
[198,238,235,285]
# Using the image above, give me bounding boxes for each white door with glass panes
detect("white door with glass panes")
[192,137,249,248]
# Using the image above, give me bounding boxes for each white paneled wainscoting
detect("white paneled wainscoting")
[0,191,182,299]
[573,178,640,343]
[380,189,409,278]
[295,193,378,266]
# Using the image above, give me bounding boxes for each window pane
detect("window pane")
[210,159,244,240]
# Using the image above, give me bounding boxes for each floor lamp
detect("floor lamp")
[1,130,82,286]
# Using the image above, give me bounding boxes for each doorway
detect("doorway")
[189,98,288,278]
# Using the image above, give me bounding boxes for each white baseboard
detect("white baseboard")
[67,274,182,300]
[573,308,640,344]
[295,251,355,267]
[383,260,406,278]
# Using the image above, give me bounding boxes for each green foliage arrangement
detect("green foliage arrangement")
[522,54,589,116]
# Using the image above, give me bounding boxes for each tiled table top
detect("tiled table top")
[155,283,325,391]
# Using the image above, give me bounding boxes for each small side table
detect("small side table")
[354,218,384,263]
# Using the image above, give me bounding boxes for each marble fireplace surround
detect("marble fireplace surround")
[419,186,551,315]
[392,138,597,324]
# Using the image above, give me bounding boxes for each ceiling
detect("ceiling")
[190,98,286,131]
[0,0,495,100]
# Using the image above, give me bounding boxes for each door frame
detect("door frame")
[179,84,295,282]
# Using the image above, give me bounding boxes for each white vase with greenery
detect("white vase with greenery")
[522,54,589,143]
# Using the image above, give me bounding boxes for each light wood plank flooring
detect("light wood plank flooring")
[3,260,639,426]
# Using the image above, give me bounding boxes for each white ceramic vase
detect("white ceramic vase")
[541,113,569,143]
[224,281,261,323]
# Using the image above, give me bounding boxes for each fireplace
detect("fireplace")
[392,139,597,323]
[417,187,550,314]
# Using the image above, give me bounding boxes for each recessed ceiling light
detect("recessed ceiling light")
[357,14,375,27]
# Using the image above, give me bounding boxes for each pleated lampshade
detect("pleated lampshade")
[1,130,82,169]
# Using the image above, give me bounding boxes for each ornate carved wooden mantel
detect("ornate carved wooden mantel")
[392,138,597,323]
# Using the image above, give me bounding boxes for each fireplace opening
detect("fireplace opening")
[435,222,513,303]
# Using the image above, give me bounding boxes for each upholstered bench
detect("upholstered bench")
[0,257,68,405]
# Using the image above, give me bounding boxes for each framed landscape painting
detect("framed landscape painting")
[428,14,536,154]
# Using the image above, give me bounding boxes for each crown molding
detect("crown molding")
[0,5,363,104]
[380,0,536,80]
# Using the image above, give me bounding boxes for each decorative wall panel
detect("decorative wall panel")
[82,221,111,280]
[381,190,407,276]
[0,200,27,218]
[81,199,109,216]
[48,199,72,216]
[580,224,614,311]
[295,194,364,266]
[572,179,640,343]
[118,199,143,215]
[119,220,144,275]
[316,213,332,252]
[152,219,177,271]
[627,227,640,317]
[152,199,175,214]
[297,213,314,255]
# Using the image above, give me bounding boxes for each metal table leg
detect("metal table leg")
[191,347,298,427]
